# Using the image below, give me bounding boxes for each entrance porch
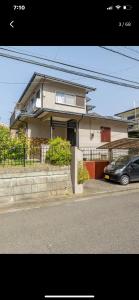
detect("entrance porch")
[35,110,82,146]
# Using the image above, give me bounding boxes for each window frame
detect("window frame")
[55,91,84,108]
[132,159,139,166]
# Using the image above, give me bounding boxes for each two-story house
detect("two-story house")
[115,107,139,138]
[10,72,129,148]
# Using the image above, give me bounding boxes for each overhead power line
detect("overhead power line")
[99,46,139,63]
[1,51,139,89]
[123,46,139,55]
[1,46,139,86]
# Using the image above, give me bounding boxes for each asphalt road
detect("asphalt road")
[0,190,139,253]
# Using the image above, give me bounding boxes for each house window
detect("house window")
[36,89,40,99]
[100,127,111,142]
[56,92,76,106]
[127,114,139,120]
[56,92,65,104]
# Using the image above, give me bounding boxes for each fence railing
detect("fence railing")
[1,145,139,167]
[0,145,49,167]
[0,144,71,167]
[79,148,109,161]
[79,147,138,161]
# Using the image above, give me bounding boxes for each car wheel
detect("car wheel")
[120,175,129,185]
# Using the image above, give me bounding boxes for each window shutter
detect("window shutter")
[101,127,111,142]
[76,96,84,107]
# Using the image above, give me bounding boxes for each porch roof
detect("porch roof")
[10,108,131,129]
[97,138,139,150]
[35,108,130,124]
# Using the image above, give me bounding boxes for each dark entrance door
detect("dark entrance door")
[67,120,77,146]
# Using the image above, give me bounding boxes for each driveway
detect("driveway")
[84,178,139,195]
[0,189,138,253]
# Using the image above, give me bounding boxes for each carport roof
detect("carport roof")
[97,138,139,150]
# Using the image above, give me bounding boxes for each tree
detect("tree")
[0,125,10,147]
[0,126,28,163]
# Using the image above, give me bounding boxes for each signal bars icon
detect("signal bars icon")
[107,5,124,10]
[107,4,132,11]
[107,6,113,10]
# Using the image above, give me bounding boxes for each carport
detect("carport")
[97,138,139,161]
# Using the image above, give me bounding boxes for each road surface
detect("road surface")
[0,190,138,253]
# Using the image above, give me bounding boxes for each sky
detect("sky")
[1,46,139,125]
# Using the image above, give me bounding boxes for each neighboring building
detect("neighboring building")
[10,72,129,148]
[115,107,139,138]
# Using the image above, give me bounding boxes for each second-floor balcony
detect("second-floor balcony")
[10,109,26,128]
[10,110,20,127]
[128,123,139,132]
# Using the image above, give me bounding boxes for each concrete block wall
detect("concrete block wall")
[0,166,72,205]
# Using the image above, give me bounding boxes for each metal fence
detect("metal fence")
[79,148,109,161]
[0,144,71,167]
[0,146,43,167]
[1,145,139,167]
[79,147,139,161]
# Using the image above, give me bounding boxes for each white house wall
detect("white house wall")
[43,82,86,114]
[27,119,50,139]
[27,117,128,148]
[27,119,67,140]
[79,117,128,148]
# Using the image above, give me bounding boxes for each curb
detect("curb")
[0,186,139,214]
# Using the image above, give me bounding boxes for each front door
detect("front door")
[67,120,77,146]
[67,127,76,146]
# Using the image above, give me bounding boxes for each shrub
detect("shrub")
[78,162,89,184]
[45,137,71,166]
[0,127,28,163]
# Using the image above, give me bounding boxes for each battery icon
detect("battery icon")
[123,5,132,10]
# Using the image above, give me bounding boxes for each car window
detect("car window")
[115,156,131,167]
[132,159,139,166]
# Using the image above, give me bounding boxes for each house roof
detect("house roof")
[86,112,130,123]
[10,108,130,129]
[34,108,130,123]
[17,72,96,105]
[115,107,139,116]
[97,138,139,149]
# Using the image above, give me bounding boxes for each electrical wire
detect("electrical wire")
[1,51,139,89]
[99,46,139,63]
[1,47,139,86]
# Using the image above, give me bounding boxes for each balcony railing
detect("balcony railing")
[10,111,16,127]
[128,124,139,132]
[10,109,21,127]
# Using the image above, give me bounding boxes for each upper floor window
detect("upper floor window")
[56,92,76,106]
[127,114,139,120]
[36,89,40,99]
[127,115,135,120]
[100,127,111,142]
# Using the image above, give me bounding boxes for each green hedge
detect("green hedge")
[45,137,71,166]
[0,126,27,162]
